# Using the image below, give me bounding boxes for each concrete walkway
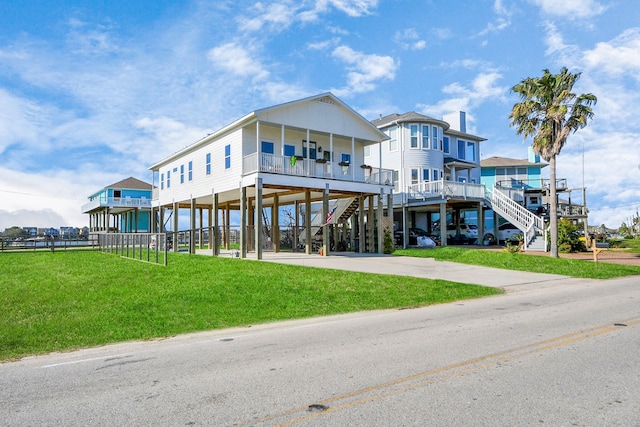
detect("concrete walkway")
[201,250,589,292]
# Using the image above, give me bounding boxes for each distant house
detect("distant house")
[81,177,153,233]
[481,148,587,248]
[481,148,547,213]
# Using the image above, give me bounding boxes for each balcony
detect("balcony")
[407,180,486,201]
[81,196,152,213]
[243,153,394,186]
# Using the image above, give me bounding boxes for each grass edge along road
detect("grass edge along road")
[1,251,501,361]
[394,246,640,279]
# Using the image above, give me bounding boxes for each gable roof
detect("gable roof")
[149,92,387,170]
[106,177,153,190]
[480,156,547,168]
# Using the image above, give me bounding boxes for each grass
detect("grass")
[394,246,640,279]
[617,238,640,253]
[0,250,501,361]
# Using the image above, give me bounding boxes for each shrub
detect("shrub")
[383,228,395,254]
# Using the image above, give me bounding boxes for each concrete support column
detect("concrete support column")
[439,203,447,247]
[322,184,329,256]
[304,189,311,254]
[255,178,263,260]
[240,186,247,258]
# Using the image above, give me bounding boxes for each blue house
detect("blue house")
[82,177,153,233]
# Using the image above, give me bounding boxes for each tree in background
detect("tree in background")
[1,226,29,240]
[509,67,596,257]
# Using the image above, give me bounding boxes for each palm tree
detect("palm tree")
[509,67,597,257]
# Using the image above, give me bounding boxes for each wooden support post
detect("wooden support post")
[190,196,196,254]
[212,191,219,256]
[273,194,280,253]
[305,190,311,254]
[322,184,329,256]
[240,187,247,258]
[255,178,263,260]
[378,190,384,254]
[358,193,365,253]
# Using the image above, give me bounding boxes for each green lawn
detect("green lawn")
[0,251,501,361]
[394,246,640,279]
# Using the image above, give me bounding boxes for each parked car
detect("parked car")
[498,223,522,243]
[434,224,478,244]
[394,227,430,246]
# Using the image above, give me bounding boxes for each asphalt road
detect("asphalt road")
[2,271,639,426]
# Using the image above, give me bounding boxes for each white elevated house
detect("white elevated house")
[148,93,395,259]
[368,111,547,250]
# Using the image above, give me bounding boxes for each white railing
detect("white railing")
[243,153,393,186]
[489,186,545,249]
[407,180,485,200]
[81,197,152,213]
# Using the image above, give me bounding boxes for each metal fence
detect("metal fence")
[0,237,98,252]
[98,233,168,266]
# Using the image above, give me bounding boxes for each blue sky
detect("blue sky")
[1,0,639,230]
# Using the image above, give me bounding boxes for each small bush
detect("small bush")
[383,228,395,254]
[504,242,521,253]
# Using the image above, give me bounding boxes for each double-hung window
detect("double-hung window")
[188,161,193,181]
[410,125,418,148]
[421,125,429,149]
[160,173,164,190]
[411,168,419,185]
[180,165,184,184]
[224,145,231,169]
[167,170,171,188]
[443,136,450,153]
[422,168,430,181]
[432,126,439,150]
[388,127,397,151]
[206,153,211,175]
[466,141,476,162]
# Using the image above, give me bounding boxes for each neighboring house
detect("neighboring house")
[148,93,394,258]
[368,111,488,246]
[481,148,587,248]
[81,177,153,233]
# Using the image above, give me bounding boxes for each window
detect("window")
[443,136,450,153]
[496,167,528,187]
[302,140,317,159]
[160,173,164,190]
[341,153,351,164]
[284,144,295,157]
[411,168,419,185]
[393,170,399,191]
[180,165,184,184]
[225,144,231,169]
[261,141,274,154]
[421,125,429,149]
[113,190,121,198]
[188,161,193,181]
[432,169,439,181]
[388,127,397,151]
[410,125,418,148]
[432,126,439,150]
[458,139,466,160]
[466,141,476,162]
[167,170,171,188]
[206,153,211,175]
[422,169,430,181]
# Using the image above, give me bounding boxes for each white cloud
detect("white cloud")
[236,2,298,32]
[529,0,607,19]
[583,28,640,81]
[207,42,270,81]
[330,45,396,95]
[393,29,426,51]
[300,0,378,21]
[419,72,507,120]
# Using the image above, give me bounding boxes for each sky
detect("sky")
[1,0,639,231]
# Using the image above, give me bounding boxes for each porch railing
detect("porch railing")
[81,196,152,213]
[243,153,393,185]
[407,180,486,200]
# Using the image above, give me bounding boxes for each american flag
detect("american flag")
[325,206,337,225]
